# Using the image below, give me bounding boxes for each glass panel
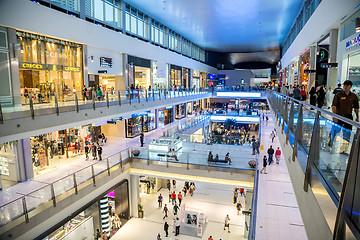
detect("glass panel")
[75,166,93,185]
[130,15,137,34]
[138,20,144,37]
[94,0,104,21]
[0,199,23,226]
[25,185,52,212]
[115,7,121,28]
[53,175,75,196]
[126,12,131,31]
[105,2,114,26]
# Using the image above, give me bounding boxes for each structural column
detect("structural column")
[172,105,176,123]
[184,102,188,118]
[129,174,140,218]
[308,45,317,91]
[155,109,159,129]
[327,29,339,88]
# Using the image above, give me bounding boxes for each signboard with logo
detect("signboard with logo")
[19,62,81,72]
[320,63,338,68]
[100,57,113,68]
[346,34,360,50]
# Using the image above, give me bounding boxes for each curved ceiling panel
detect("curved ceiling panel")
[124,0,304,52]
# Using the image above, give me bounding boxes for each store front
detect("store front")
[170,64,182,88]
[0,141,20,189]
[193,100,202,113]
[125,111,156,138]
[299,50,310,88]
[89,74,117,90]
[158,107,173,128]
[128,55,151,90]
[139,176,161,195]
[182,67,191,88]
[187,102,193,116]
[17,31,83,103]
[43,180,129,239]
[31,125,94,176]
[200,71,207,88]
[175,103,186,119]
[192,70,200,89]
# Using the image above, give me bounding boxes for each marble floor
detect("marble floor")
[111,181,247,240]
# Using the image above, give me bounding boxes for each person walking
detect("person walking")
[293,85,301,100]
[275,147,281,164]
[163,204,168,219]
[164,222,169,237]
[168,190,172,203]
[140,132,144,147]
[92,144,97,160]
[157,233,162,240]
[233,190,238,204]
[300,85,307,101]
[182,185,187,197]
[171,191,177,205]
[267,145,275,165]
[333,83,343,95]
[97,145,102,161]
[224,215,231,233]
[236,201,242,215]
[332,80,359,153]
[260,156,268,174]
[173,203,179,215]
[172,179,176,189]
[325,86,334,109]
[177,192,183,206]
[158,194,163,208]
[208,236,214,240]
[85,144,89,160]
[175,217,181,236]
[270,131,276,143]
[317,85,326,108]
[309,86,317,106]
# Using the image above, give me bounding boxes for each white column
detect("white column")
[129,174,140,218]
[327,29,339,88]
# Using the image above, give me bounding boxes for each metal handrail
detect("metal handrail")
[271,91,360,130]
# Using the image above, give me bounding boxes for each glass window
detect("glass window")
[130,9,137,34]
[105,2,114,26]
[114,7,122,29]
[94,0,104,21]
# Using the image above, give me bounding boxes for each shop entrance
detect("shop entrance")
[158,107,173,128]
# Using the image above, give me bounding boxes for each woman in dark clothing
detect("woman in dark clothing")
[309,87,317,106]
[317,85,326,108]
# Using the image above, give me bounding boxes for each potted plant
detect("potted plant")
[138,204,144,218]
[248,160,257,169]
[132,149,140,156]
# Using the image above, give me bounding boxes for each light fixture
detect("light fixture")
[355,17,360,33]
[88,55,94,63]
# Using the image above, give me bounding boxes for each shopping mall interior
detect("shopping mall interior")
[0,0,360,240]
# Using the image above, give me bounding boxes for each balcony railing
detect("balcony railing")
[267,90,360,240]
[0,88,208,122]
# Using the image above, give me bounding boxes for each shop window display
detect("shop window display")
[126,111,156,137]
[17,31,83,103]
[211,122,259,145]
[176,104,186,119]
[0,142,18,189]
[31,125,94,176]
[158,107,173,127]
[347,51,360,95]
[134,66,151,89]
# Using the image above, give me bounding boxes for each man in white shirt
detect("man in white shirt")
[175,217,181,236]
[224,215,230,233]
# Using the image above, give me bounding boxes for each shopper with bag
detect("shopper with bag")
[275,147,281,164]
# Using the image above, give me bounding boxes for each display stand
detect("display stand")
[179,204,208,238]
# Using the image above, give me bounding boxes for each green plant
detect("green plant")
[138,204,143,212]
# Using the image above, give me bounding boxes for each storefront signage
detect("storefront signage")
[37,148,47,168]
[64,66,81,72]
[100,57,113,68]
[304,69,316,73]
[19,62,46,70]
[19,62,81,72]
[346,34,360,49]
[320,63,338,68]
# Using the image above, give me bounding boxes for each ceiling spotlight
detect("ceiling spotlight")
[355,17,360,33]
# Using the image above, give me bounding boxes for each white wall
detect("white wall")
[219,69,253,86]
[87,46,123,76]
[337,32,360,84]
[281,0,359,69]
[0,0,217,75]
[63,216,94,240]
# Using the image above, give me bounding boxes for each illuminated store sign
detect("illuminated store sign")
[19,62,81,72]
[216,92,261,98]
[100,57,113,68]
[346,34,360,49]
[210,115,260,123]
[20,63,46,70]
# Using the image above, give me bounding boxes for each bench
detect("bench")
[208,159,228,164]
